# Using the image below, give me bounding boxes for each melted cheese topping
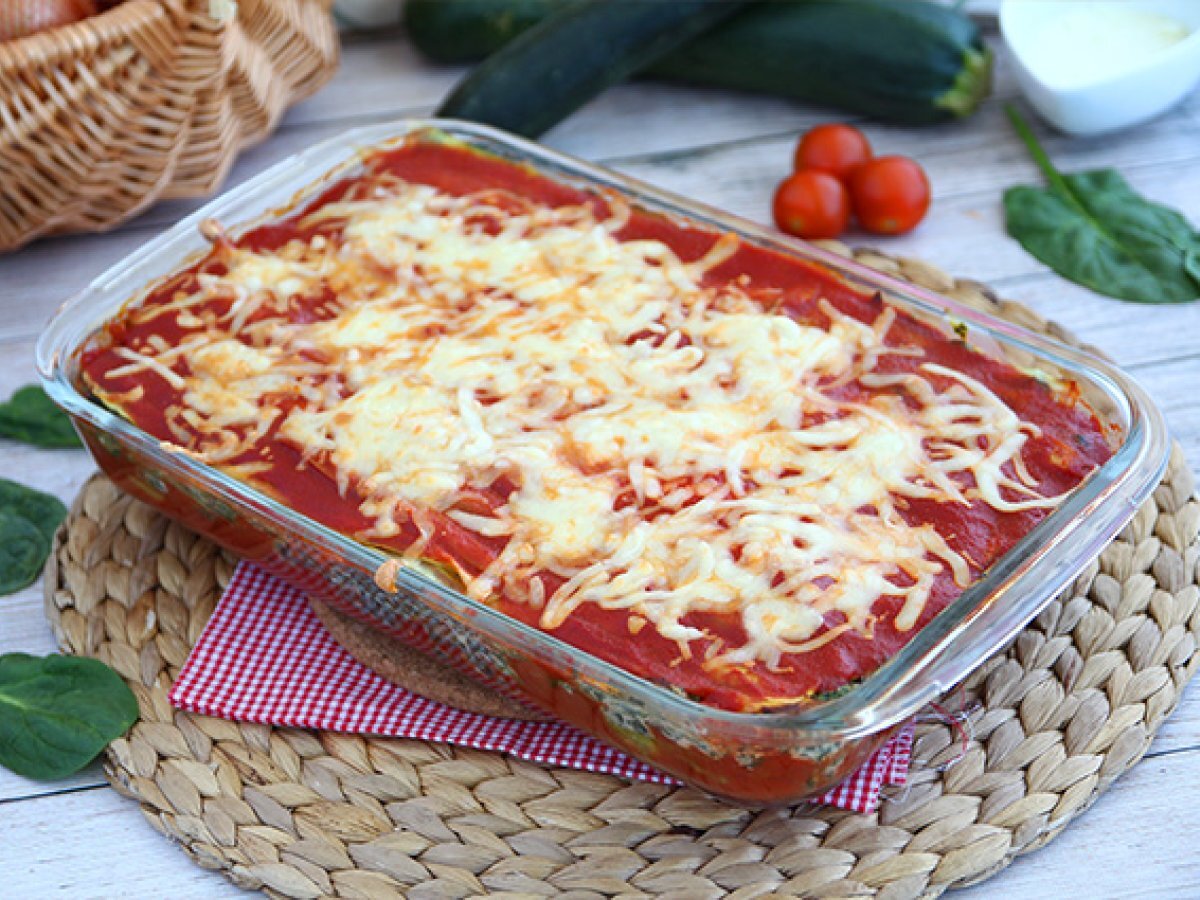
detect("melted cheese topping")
[103,174,1068,671]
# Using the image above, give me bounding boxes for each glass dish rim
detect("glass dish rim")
[37,117,1171,741]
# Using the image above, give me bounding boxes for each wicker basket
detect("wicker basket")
[0,0,339,251]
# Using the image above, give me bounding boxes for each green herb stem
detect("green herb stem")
[1005,105,1073,199]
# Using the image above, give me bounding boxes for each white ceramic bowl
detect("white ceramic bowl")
[1001,0,1200,135]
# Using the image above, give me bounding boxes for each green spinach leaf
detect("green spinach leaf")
[0,653,138,780]
[1003,106,1200,304]
[0,477,68,547]
[0,511,47,595]
[0,385,82,448]
[0,478,67,594]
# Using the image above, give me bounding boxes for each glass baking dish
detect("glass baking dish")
[38,119,1170,806]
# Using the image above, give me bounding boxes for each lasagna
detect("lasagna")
[80,134,1112,712]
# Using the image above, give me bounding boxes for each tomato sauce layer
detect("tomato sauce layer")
[79,138,1113,712]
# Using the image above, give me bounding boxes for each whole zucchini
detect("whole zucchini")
[409,0,992,125]
[404,0,574,63]
[436,0,744,138]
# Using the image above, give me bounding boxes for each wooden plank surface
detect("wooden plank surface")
[2,23,1199,899]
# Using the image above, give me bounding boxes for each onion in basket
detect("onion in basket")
[0,0,98,42]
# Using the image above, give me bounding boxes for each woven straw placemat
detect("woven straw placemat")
[43,248,1200,899]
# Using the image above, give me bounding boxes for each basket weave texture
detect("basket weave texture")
[0,0,338,251]
[42,249,1200,898]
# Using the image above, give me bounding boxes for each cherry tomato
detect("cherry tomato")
[848,155,931,235]
[793,124,873,182]
[772,170,850,240]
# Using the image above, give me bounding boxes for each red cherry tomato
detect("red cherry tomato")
[848,155,931,235]
[772,170,850,240]
[794,124,873,182]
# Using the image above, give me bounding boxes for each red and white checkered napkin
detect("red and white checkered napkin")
[170,562,914,813]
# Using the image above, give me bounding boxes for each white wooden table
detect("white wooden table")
[3,24,1200,899]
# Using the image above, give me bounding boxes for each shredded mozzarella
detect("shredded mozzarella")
[100,174,1071,669]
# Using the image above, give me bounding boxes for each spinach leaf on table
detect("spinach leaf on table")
[0,511,48,595]
[1003,106,1200,304]
[0,653,138,780]
[0,477,67,595]
[0,384,82,448]
[0,477,68,547]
